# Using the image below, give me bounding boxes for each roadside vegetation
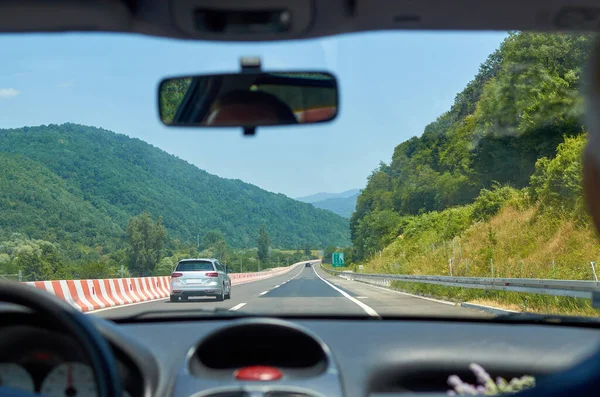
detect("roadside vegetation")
[0,214,317,281]
[347,32,600,315]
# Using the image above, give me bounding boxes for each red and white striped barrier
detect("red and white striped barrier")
[24,277,172,312]
[228,264,299,285]
[22,261,308,313]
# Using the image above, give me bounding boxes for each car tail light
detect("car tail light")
[171,272,183,278]
[206,272,218,277]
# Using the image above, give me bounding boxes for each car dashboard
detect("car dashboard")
[2,310,600,397]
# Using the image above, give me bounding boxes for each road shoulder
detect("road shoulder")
[315,266,492,318]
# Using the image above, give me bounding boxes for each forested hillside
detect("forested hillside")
[350,32,592,260]
[0,124,350,256]
[348,32,598,314]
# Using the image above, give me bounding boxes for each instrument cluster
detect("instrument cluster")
[0,325,138,397]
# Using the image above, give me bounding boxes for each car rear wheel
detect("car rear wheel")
[170,295,178,302]
[225,285,231,300]
[216,286,225,301]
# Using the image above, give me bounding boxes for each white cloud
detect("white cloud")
[0,88,19,98]
[57,81,74,88]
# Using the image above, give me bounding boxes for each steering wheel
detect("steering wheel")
[0,281,121,397]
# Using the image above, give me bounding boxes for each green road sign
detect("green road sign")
[332,252,345,267]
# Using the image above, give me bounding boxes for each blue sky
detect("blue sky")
[0,31,507,198]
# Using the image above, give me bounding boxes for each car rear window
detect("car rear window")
[176,261,214,272]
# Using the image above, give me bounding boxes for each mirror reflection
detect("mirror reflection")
[159,72,338,127]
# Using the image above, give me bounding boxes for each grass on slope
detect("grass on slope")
[359,204,600,316]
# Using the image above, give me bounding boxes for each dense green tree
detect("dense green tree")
[342,246,355,266]
[529,134,587,219]
[257,225,270,264]
[126,212,167,276]
[200,230,228,261]
[471,185,518,222]
[0,234,72,281]
[201,230,226,250]
[159,78,192,124]
[18,241,72,281]
[322,245,338,264]
[303,243,311,257]
[74,260,115,279]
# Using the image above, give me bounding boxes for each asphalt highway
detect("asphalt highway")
[91,265,491,319]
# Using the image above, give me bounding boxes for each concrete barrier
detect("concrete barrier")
[22,261,306,312]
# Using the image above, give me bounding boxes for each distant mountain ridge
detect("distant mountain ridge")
[296,189,360,218]
[0,124,351,256]
[296,189,361,204]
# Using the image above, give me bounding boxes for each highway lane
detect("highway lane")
[91,264,491,319]
[91,264,306,318]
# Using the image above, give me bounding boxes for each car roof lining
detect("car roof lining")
[1,0,600,42]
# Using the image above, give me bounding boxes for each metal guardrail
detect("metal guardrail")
[321,266,600,307]
[0,271,21,281]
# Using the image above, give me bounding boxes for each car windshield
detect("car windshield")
[1,30,599,320]
[175,261,214,272]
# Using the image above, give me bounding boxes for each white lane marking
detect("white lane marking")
[229,303,247,311]
[312,267,380,318]
[259,267,305,297]
[88,298,169,314]
[357,296,368,299]
[291,265,305,279]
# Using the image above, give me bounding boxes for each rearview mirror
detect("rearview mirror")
[158,72,338,130]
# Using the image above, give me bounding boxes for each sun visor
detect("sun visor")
[0,0,131,32]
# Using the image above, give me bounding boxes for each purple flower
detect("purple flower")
[447,364,535,395]
[457,383,478,395]
[469,363,492,384]
[448,375,463,388]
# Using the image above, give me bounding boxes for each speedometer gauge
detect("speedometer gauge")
[0,363,35,392]
[40,362,97,397]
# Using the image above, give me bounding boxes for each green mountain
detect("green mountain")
[350,32,593,260]
[0,124,350,256]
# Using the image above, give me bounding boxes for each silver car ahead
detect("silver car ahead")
[170,258,231,302]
